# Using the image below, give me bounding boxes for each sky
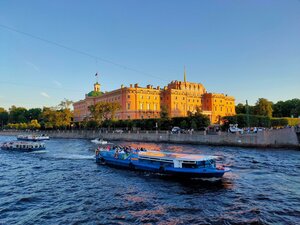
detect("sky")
[0,0,300,110]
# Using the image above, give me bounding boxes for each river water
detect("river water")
[0,136,299,225]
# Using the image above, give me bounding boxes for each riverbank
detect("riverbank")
[1,128,299,149]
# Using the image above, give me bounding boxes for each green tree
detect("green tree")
[0,108,9,128]
[40,107,73,129]
[254,98,273,117]
[273,99,300,118]
[236,103,246,114]
[88,102,121,123]
[58,98,74,110]
[9,106,28,123]
[26,108,42,121]
[160,105,169,120]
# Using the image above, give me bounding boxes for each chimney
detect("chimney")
[134,83,138,88]
[130,84,132,88]
[157,86,160,90]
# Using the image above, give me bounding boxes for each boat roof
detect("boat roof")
[138,151,218,161]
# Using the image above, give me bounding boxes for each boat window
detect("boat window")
[182,163,197,168]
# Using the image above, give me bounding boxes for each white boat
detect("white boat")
[1,141,46,151]
[17,134,50,141]
[91,138,108,145]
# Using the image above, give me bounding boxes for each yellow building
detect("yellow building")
[73,73,236,124]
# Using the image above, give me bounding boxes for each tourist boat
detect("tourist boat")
[1,141,46,151]
[91,138,108,145]
[17,134,50,141]
[95,147,230,178]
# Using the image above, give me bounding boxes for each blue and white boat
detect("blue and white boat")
[95,147,230,178]
[1,141,46,151]
[17,134,50,141]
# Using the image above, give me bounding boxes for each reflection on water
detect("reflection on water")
[0,136,299,224]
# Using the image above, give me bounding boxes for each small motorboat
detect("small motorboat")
[1,141,46,151]
[17,134,50,141]
[95,146,230,178]
[91,138,108,145]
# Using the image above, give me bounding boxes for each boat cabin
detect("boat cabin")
[138,151,217,169]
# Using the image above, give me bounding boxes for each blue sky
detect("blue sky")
[0,0,300,110]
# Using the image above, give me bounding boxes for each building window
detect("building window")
[154,104,157,110]
[128,116,130,119]
[148,96,150,99]
[182,97,185,100]
[128,95,130,98]
[147,103,150,110]
[140,103,143,110]
[127,103,130,110]
[221,107,222,111]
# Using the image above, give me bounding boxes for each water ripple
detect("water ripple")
[0,136,299,224]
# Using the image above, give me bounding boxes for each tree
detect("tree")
[254,98,273,117]
[40,107,73,129]
[0,108,9,128]
[26,108,42,121]
[28,119,41,129]
[236,103,246,114]
[273,98,300,118]
[88,102,121,124]
[160,105,169,120]
[9,106,28,123]
[58,98,74,110]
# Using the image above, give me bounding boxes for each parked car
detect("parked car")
[171,126,181,134]
[114,129,123,134]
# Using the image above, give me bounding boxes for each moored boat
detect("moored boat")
[1,141,46,151]
[95,146,230,178]
[17,134,50,141]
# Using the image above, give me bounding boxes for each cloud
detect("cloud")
[41,92,50,98]
[25,61,40,72]
[53,80,62,87]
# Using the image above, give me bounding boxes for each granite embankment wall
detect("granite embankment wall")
[1,127,299,149]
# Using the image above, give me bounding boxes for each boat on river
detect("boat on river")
[91,138,108,145]
[17,134,50,141]
[1,141,46,151]
[95,147,230,178]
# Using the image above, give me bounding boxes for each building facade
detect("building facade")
[73,75,236,124]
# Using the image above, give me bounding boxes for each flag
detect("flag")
[95,72,98,77]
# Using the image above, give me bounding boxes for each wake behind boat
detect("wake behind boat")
[17,134,50,141]
[1,141,46,151]
[95,146,230,178]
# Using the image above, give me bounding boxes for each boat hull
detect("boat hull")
[1,146,46,151]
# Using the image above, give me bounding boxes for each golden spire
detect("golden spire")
[184,66,186,82]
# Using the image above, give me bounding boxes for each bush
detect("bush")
[271,118,288,127]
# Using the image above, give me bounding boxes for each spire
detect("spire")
[184,66,186,82]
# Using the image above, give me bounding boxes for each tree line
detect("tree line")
[224,98,300,129]
[1,98,299,131]
[0,99,73,130]
[236,98,300,118]
[79,104,210,131]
